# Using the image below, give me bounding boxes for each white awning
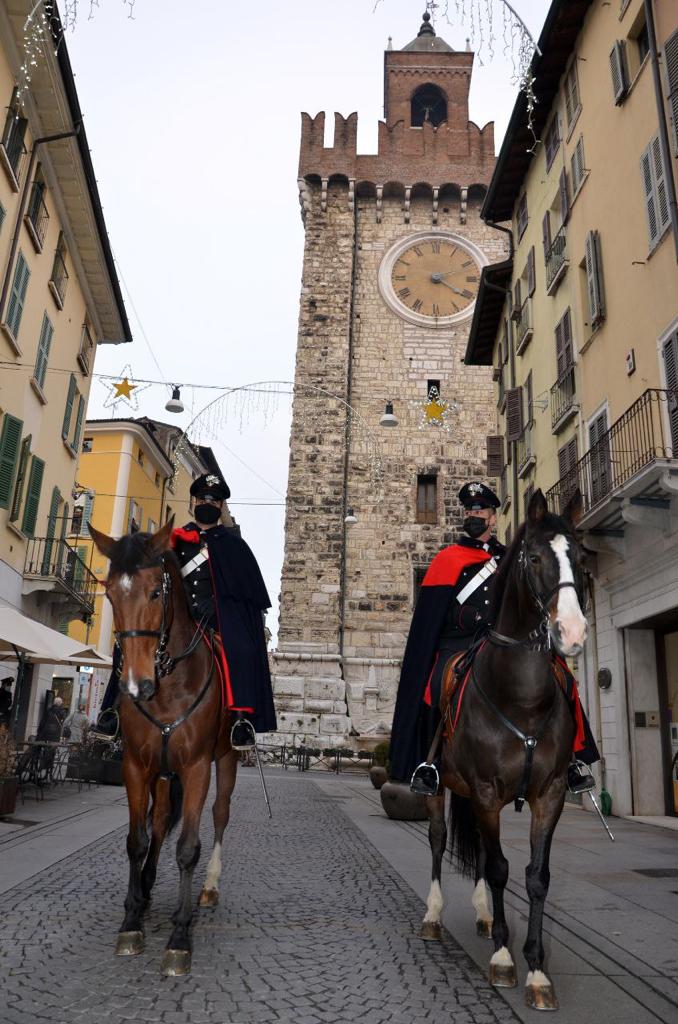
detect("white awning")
[0,606,105,666]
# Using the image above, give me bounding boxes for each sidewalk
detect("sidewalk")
[314,773,678,1024]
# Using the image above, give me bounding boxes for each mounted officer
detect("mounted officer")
[170,472,277,749]
[389,480,597,797]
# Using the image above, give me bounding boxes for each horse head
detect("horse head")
[90,520,175,701]
[523,489,588,657]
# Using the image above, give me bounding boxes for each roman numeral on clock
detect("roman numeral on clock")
[398,287,411,299]
[461,259,472,268]
[432,303,440,317]
[394,275,406,281]
[412,246,423,257]
[412,298,423,312]
[431,240,441,254]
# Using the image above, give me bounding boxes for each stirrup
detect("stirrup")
[230,717,256,751]
[568,760,595,794]
[410,762,440,796]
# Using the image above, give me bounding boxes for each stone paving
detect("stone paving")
[0,771,519,1024]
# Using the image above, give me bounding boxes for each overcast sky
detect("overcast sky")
[68,0,547,640]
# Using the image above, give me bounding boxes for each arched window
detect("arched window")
[411,84,447,128]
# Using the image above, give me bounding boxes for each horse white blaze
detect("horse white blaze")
[471,878,492,926]
[203,840,222,893]
[490,946,514,966]
[549,535,587,653]
[423,879,443,923]
[119,574,133,594]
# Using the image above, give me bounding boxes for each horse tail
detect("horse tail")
[167,774,184,834]
[448,792,479,879]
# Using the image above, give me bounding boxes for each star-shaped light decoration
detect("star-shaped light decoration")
[418,384,451,432]
[102,364,151,413]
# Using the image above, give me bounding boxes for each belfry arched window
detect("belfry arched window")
[411,84,447,128]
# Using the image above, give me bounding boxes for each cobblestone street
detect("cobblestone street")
[0,771,518,1024]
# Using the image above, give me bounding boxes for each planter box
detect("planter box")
[99,759,123,786]
[0,776,19,816]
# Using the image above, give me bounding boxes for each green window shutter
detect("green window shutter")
[10,434,31,521]
[42,486,61,574]
[34,313,53,389]
[6,251,30,340]
[21,455,44,536]
[62,374,76,440]
[82,492,94,537]
[0,413,23,508]
[72,394,85,450]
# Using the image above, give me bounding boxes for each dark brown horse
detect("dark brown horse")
[421,489,587,1011]
[90,522,238,976]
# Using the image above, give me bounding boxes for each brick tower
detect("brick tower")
[271,13,504,747]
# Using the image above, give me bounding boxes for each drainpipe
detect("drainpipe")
[0,124,81,324]
[644,0,678,262]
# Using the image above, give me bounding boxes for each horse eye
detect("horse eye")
[150,589,161,600]
[529,554,541,565]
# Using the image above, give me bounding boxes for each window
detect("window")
[558,437,579,510]
[77,323,94,374]
[640,135,671,249]
[147,518,158,534]
[10,435,31,522]
[416,474,437,524]
[564,60,581,129]
[70,505,83,535]
[571,136,586,194]
[0,89,27,182]
[411,84,447,128]
[25,167,49,251]
[636,22,649,65]
[20,455,44,537]
[610,40,630,104]
[427,379,441,398]
[526,247,536,296]
[62,373,85,454]
[71,494,94,537]
[662,331,678,451]
[506,387,525,442]
[589,410,610,503]
[544,115,561,171]
[555,309,575,377]
[0,413,23,509]
[525,371,534,426]
[128,499,142,534]
[5,250,30,343]
[517,194,528,239]
[82,437,93,454]
[584,230,606,328]
[666,29,678,155]
[49,231,69,309]
[33,313,53,390]
[137,448,144,466]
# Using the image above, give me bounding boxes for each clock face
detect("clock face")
[378,232,485,328]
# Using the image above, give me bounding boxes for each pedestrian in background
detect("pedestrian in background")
[63,704,89,744]
[0,677,13,726]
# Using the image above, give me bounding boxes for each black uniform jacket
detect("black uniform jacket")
[172,522,277,734]
[389,536,505,782]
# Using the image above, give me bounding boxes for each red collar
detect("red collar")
[170,526,200,547]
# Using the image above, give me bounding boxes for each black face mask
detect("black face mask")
[463,515,489,539]
[194,503,221,526]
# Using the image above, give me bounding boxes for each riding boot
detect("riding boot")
[230,714,256,751]
[567,758,596,794]
[410,760,440,796]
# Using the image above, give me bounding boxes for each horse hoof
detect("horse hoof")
[476,919,493,938]
[161,949,191,976]
[525,983,558,1011]
[198,887,219,908]
[489,963,518,988]
[115,931,144,956]
[419,921,442,941]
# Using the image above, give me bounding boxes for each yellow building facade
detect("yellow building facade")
[0,2,131,738]
[467,0,678,818]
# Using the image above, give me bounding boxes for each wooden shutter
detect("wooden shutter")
[562,310,574,368]
[21,455,44,536]
[505,429,512,465]
[651,135,670,234]
[589,411,610,503]
[34,313,53,388]
[527,247,535,296]
[663,331,678,450]
[585,230,606,326]
[513,278,522,314]
[610,40,629,104]
[9,434,31,521]
[559,168,570,224]
[555,317,567,377]
[6,251,30,339]
[72,394,85,450]
[526,371,534,424]
[640,136,669,247]
[666,29,678,154]
[0,413,23,508]
[42,487,61,574]
[62,374,77,439]
[571,136,585,192]
[416,474,437,525]
[486,435,504,476]
[542,211,551,259]
[506,387,524,442]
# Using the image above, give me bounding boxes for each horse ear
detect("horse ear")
[562,488,583,529]
[527,488,548,525]
[148,518,174,554]
[89,523,116,559]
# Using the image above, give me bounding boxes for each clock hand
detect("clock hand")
[434,279,466,297]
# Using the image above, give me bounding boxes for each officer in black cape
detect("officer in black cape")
[389,481,598,797]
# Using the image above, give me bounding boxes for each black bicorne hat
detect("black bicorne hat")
[190,473,230,501]
[459,481,500,511]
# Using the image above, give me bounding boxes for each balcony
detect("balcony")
[77,324,94,374]
[546,226,568,295]
[514,299,533,355]
[0,114,27,189]
[551,364,578,433]
[500,465,511,513]
[23,537,97,616]
[49,250,69,309]
[546,389,678,534]
[24,182,49,252]
[517,426,536,478]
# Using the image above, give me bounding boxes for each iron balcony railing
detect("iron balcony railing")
[25,182,49,249]
[1,111,27,181]
[49,249,69,307]
[517,425,536,476]
[546,388,678,517]
[24,537,97,614]
[500,464,510,510]
[514,299,533,353]
[77,324,94,374]
[551,364,577,431]
[546,226,568,293]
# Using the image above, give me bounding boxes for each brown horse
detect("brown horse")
[421,490,587,1011]
[90,521,238,976]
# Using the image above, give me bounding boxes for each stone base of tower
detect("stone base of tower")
[268,643,352,747]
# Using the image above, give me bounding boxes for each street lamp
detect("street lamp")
[379,400,398,427]
[165,385,184,414]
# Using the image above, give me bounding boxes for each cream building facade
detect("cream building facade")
[466,0,678,817]
[0,2,131,738]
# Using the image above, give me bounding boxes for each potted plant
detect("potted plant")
[369,741,390,790]
[0,724,19,816]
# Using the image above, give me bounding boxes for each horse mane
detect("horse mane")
[108,531,179,576]
[489,523,526,623]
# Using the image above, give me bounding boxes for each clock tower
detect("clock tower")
[271,13,505,747]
